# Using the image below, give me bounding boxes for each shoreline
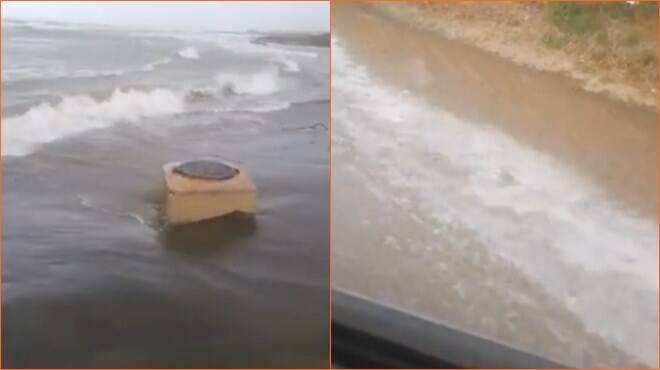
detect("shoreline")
[332,3,657,367]
[333,3,657,220]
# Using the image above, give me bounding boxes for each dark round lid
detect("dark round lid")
[173,160,239,180]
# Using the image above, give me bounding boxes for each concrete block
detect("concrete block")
[163,161,256,224]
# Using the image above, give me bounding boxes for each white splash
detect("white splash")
[140,57,173,71]
[177,46,200,60]
[271,55,300,72]
[3,88,185,157]
[214,67,281,95]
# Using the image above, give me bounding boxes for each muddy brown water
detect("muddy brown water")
[332,3,657,367]
[334,3,657,219]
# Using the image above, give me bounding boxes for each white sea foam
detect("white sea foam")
[333,37,658,366]
[213,33,318,58]
[271,55,300,72]
[2,88,184,157]
[3,55,173,82]
[147,31,317,69]
[4,19,107,31]
[214,67,281,95]
[216,101,291,113]
[3,66,125,82]
[74,69,124,78]
[140,57,173,71]
[177,46,199,60]
[246,101,291,112]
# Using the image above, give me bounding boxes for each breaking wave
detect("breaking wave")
[2,88,184,157]
[217,101,292,113]
[177,46,199,60]
[4,56,175,82]
[271,55,300,72]
[140,57,173,71]
[211,33,319,59]
[214,67,281,95]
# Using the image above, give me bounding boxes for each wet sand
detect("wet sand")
[332,3,657,368]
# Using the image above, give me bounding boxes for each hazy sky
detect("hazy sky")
[1,1,329,32]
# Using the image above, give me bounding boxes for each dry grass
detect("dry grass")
[374,2,658,106]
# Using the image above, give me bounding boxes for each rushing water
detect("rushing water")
[2,19,329,367]
[332,34,657,367]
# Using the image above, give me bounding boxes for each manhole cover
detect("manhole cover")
[173,160,239,180]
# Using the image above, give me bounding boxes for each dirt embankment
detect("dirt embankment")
[373,2,658,107]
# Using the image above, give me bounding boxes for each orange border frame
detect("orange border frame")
[0,0,659,369]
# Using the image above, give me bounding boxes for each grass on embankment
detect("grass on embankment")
[543,3,657,80]
[374,2,658,106]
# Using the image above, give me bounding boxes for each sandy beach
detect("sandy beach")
[332,3,657,367]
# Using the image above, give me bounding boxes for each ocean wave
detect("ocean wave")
[177,46,200,60]
[218,101,292,113]
[3,55,175,82]
[270,55,300,73]
[2,67,125,82]
[184,88,291,113]
[140,57,173,72]
[246,101,291,112]
[74,69,125,78]
[3,19,108,32]
[142,31,318,63]
[2,88,184,157]
[214,33,318,58]
[214,67,281,95]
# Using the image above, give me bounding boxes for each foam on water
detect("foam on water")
[212,33,319,77]
[2,25,323,161]
[213,33,318,59]
[333,37,658,365]
[177,46,199,60]
[152,31,314,58]
[271,55,300,73]
[3,66,125,82]
[3,64,295,157]
[140,57,173,72]
[2,88,184,157]
[3,55,174,82]
[4,19,109,32]
[215,67,281,95]
[217,101,292,113]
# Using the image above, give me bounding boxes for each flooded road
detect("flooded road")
[332,4,657,367]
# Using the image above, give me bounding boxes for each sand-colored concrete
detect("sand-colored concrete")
[163,162,256,224]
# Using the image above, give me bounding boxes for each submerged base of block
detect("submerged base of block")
[163,161,256,225]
